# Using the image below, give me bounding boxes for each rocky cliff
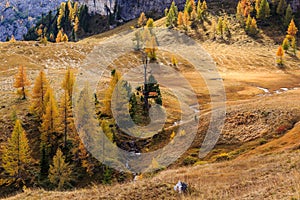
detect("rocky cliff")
[0,0,65,41]
[79,0,300,19]
[75,0,186,20]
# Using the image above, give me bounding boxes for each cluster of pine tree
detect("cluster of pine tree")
[165,0,208,31]
[1,67,118,191]
[277,19,298,65]
[236,0,298,36]
[24,0,90,43]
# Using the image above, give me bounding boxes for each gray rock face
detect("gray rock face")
[290,0,300,12]
[77,0,185,20]
[81,0,300,19]
[0,0,65,41]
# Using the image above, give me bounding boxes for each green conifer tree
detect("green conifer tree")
[282,37,290,52]
[284,5,293,28]
[276,0,287,15]
[257,0,270,20]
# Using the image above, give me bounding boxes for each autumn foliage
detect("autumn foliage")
[1,120,33,181]
[31,70,49,119]
[14,66,30,100]
[276,46,284,65]
[138,12,147,27]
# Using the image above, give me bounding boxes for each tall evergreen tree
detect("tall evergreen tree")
[276,0,287,15]
[282,37,290,52]
[59,92,74,148]
[276,45,284,65]
[177,12,184,27]
[40,88,61,156]
[196,0,204,22]
[217,17,224,37]
[31,70,49,119]
[146,18,154,28]
[291,37,297,55]
[183,10,189,30]
[2,120,33,181]
[201,0,208,12]
[14,66,30,100]
[257,0,270,20]
[62,67,75,102]
[287,19,298,38]
[222,16,230,37]
[57,2,66,30]
[245,14,252,32]
[255,0,262,13]
[249,18,259,36]
[284,5,293,28]
[48,148,72,190]
[166,1,178,28]
[236,0,253,22]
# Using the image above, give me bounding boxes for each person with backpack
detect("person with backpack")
[174,180,188,193]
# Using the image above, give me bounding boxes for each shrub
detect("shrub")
[214,153,230,162]
[183,156,198,166]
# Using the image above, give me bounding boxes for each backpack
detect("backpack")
[181,182,188,193]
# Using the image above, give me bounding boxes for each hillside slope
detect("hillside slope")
[0,8,300,199]
[5,144,300,199]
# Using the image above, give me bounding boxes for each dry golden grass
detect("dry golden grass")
[1,15,300,200]
[5,148,300,200]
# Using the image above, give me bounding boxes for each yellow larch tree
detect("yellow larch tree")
[59,91,74,148]
[14,66,30,100]
[9,35,16,42]
[30,70,49,119]
[62,67,75,102]
[40,87,61,154]
[2,119,33,180]
[56,29,64,43]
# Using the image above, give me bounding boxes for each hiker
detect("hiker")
[174,181,188,193]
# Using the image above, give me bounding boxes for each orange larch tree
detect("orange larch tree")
[276,46,284,65]
[14,66,30,100]
[287,19,298,38]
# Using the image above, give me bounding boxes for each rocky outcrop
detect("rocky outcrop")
[0,0,65,41]
[76,0,186,20]
[77,0,300,21]
[289,0,300,12]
